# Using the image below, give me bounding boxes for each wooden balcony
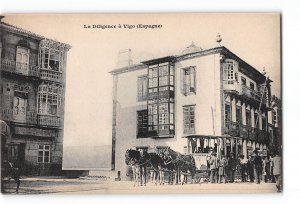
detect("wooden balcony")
[40,68,62,83]
[225,120,269,142]
[223,80,267,105]
[0,58,40,77]
[14,126,58,137]
[37,115,61,127]
[1,109,37,124]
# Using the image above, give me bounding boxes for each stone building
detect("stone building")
[0,18,71,175]
[111,41,273,176]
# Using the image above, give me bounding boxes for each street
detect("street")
[1,177,279,194]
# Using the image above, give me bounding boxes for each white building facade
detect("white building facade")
[110,45,272,176]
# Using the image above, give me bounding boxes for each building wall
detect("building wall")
[114,53,223,175]
[1,24,69,176]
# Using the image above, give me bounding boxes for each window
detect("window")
[37,145,50,163]
[16,47,30,74]
[254,113,259,128]
[137,110,148,138]
[182,67,196,95]
[236,106,242,126]
[13,96,27,121]
[223,62,235,84]
[137,76,147,101]
[225,103,231,122]
[183,105,195,134]
[246,110,251,127]
[250,82,255,90]
[40,46,63,72]
[147,62,175,136]
[38,85,62,116]
[273,110,277,125]
[16,47,30,65]
[241,76,246,86]
[262,117,267,131]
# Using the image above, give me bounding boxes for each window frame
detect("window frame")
[183,105,196,134]
[137,109,148,138]
[182,66,196,95]
[37,145,51,164]
[137,75,148,102]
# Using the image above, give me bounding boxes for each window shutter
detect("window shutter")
[180,68,184,94]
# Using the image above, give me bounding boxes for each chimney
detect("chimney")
[117,49,133,67]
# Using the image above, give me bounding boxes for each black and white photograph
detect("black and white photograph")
[1,13,282,194]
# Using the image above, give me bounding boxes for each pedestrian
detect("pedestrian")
[269,154,276,183]
[251,149,263,184]
[240,155,248,182]
[218,154,227,184]
[227,152,237,183]
[209,152,218,183]
[8,161,20,193]
[262,156,270,183]
[247,154,254,182]
[271,152,282,192]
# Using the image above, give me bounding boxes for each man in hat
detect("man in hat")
[227,152,237,183]
[251,149,263,184]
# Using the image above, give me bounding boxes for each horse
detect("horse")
[163,147,196,185]
[125,149,147,186]
[145,152,166,185]
[158,150,177,185]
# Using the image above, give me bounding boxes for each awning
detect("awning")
[0,120,11,137]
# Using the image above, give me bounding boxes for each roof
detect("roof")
[110,46,272,83]
[0,21,71,49]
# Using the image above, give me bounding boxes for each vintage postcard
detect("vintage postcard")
[0,13,281,194]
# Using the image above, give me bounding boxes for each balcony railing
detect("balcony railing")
[37,115,61,127]
[223,80,267,104]
[224,120,268,142]
[1,58,40,77]
[1,109,37,124]
[14,126,58,137]
[40,68,62,83]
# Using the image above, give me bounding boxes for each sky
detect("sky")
[3,13,281,147]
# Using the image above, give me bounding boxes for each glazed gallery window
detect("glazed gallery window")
[148,98,175,136]
[137,75,147,101]
[137,110,148,138]
[183,105,195,134]
[182,67,196,95]
[148,63,174,94]
[147,62,175,137]
[37,145,50,163]
[38,85,62,116]
[39,47,64,72]
[223,62,234,84]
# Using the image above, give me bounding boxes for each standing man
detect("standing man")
[251,149,263,184]
[272,152,282,192]
[209,152,218,183]
[227,152,237,183]
[240,155,248,182]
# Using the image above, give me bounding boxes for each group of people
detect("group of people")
[207,149,282,192]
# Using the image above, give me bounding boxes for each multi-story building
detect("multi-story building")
[0,18,71,175]
[268,95,282,154]
[110,41,273,176]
